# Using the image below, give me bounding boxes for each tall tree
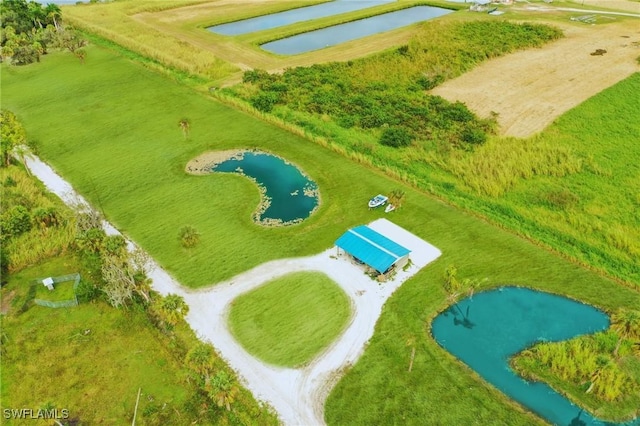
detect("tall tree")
[44,3,61,31]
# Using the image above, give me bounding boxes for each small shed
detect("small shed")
[42,277,54,291]
[335,225,411,275]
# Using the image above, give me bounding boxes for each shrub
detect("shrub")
[243,69,271,84]
[379,127,412,148]
[460,127,487,145]
[75,278,99,303]
[179,225,200,248]
[31,207,63,228]
[250,92,279,113]
[0,205,32,238]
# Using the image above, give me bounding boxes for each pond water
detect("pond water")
[431,287,638,426]
[261,5,453,55]
[208,0,393,36]
[212,152,318,226]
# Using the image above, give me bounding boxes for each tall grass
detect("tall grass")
[0,165,76,272]
[444,135,584,196]
[513,332,640,421]
[64,0,237,81]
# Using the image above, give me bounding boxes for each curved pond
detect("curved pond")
[210,151,318,226]
[431,287,638,426]
[208,0,392,36]
[261,5,453,55]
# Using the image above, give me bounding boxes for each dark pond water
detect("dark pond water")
[431,287,638,426]
[212,152,318,226]
[261,5,453,55]
[208,0,392,36]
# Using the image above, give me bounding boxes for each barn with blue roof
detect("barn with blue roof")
[335,225,411,275]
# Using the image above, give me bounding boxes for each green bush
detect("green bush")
[179,225,200,249]
[0,205,32,238]
[75,278,99,303]
[379,127,412,148]
[250,92,279,113]
[460,127,487,145]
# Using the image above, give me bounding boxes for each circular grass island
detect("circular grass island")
[228,272,352,367]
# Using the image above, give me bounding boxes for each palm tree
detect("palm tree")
[186,342,216,379]
[154,293,189,330]
[388,189,406,209]
[44,3,62,31]
[611,309,640,357]
[206,371,239,411]
[178,118,190,140]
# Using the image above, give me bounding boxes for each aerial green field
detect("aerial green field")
[3,41,640,424]
[0,163,278,425]
[228,272,351,367]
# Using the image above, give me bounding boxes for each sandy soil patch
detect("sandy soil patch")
[24,151,442,425]
[431,20,640,138]
[185,149,244,174]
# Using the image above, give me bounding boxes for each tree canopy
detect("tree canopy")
[1,0,84,65]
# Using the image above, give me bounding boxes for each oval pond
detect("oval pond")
[431,287,638,426]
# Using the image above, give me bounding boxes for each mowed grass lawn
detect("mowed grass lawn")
[0,256,192,425]
[3,46,640,424]
[228,272,351,367]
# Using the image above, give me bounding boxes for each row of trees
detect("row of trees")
[1,0,86,65]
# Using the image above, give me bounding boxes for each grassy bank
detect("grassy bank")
[228,272,351,367]
[3,45,640,424]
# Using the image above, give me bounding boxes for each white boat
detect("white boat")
[385,204,395,213]
[368,194,388,208]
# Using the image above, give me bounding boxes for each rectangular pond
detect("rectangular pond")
[208,0,393,36]
[261,5,453,55]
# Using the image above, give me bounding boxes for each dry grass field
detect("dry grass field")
[432,19,640,137]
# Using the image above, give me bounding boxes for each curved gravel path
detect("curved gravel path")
[24,152,441,425]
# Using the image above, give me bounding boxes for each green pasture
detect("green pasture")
[3,46,640,424]
[228,272,351,367]
[0,255,194,425]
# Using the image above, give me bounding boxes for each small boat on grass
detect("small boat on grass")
[385,204,395,213]
[368,194,388,208]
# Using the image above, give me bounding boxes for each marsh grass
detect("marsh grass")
[228,272,351,367]
[512,333,640,421]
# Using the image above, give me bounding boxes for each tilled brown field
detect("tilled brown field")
[431,20,640,138]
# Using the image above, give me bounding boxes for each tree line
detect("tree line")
[1,0,86,65]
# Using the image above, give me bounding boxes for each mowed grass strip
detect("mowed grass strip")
[228,272,351,367]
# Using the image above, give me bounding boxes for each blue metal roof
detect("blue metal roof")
[335,225,411,273]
